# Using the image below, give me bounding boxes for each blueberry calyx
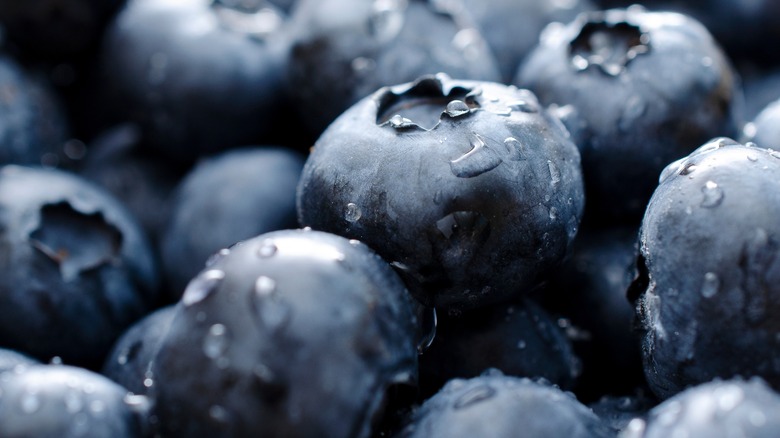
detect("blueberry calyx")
[376,74,480,131]
[569,11,651,77]
[29,202,123,282]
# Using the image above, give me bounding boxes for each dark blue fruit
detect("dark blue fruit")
[742,99,780,150]
[286,0,501,135]
[102,305,175,396]
[622,378,780,438]
[0,348,39,372]
[149,229,418,437]
[160,146,304,297]
[399,371,614,437]
[298,74,584,311]
[516,6,742,224]
[0,364,149,438]
[419,299,580,398]
[94,0,289,163]
[0,165,159,367]
[630,138,780,399]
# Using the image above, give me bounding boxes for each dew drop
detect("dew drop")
[65,391,83,413]
[143,378,154,388]
[503,137,523,161]
[701,272,719,298]
[417,307,437,355]
[182,269,225,306]
[747,151,759,162]
[549,207,558,221]
[453,384,496,409]
[90,400,106,415]
[123,394,150,413]
[507,100,538,113]
[20,392,41,414]
[445,100,470,117]
[345,203,362,223]
[256,240,277,258]
[517,340,527,349]
[700,180,724,208]
[389,114,414,128]
[255,276,277,296]
[750,410,767,427]
[203,324,230,359]
[548,160,561,185]
[716,385,744,412]
[450,133,503,178]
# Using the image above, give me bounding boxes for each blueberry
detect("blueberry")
[149,229,418,437]
[622,378,780,438]
[629,138,780,399]
[442,0,594,82]
[286,0,501,135]
[542,226,645,399]
[0,364,149,437]
[102,305,175,396]
[0,53,70,167]
[399,371,614,437]
[298,74,584,311]
[516,6,742,224]
[0,165,159,367]
[93,0,289,163]
[419,299,581,399]
[742,99,780,150]
[0,348,40,372]
[160,147,304,297]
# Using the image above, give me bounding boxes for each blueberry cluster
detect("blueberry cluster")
[1,0,780,436]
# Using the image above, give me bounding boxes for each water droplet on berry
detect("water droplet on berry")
[20,392,41,413]
[206,248,231,267]
[700,180,724,208]
[701,272,719,298]
[65,391,83,413]
[454,384,496,409]
[715,385,744,412]
[417,307,437,355]
[182,269,225,306]
[256,240,277,258]
[548,160,561,185]
[549,207,559,221]
[255,276,277,296]
[445,100,470,117]
[450,133,503,178]
[203,324,230,359]
[345,203,362,222]
[503,137,523,161]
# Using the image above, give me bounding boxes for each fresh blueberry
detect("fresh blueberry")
[399,370,614,437]
[285,0,501,135]
[93,0,289,163]
[419,299,580,399]
[148,229,418,437]
[0,347,40,372]
[629,138,780,399]
[297,74,584,312]
[741,67,780,121]
[160,146,304,297]
[742,99,780,150]
[542,226,645,399]
[0,165,159,367]
[102,305,175,397]
[0,364,149,437]
[515,7,742,224]
[0,53,70,167]
[622,378,780,438]
[439,0,594,82]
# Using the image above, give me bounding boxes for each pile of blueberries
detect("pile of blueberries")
[2,0,780,436]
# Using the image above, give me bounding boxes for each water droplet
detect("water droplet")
[450,133,503,178]
[64,391,83,413]
[143,378,154,388]
[503,137,523,161]
[701,180,724,208]
[351,56,376,73]
[657,400,682,426]
[182,269,225,306]
[123,394,150,413]
[389,114,415,129]
[750,410,767,427]
[203,324,230,359]
[548,160,561,185]
[517,340,526,349]
[417,307,437,355]
[90,400,106,415]
[20,392,41,413]
[716,385,744,412]
[205,248,231,267]
[209,405,230,423]
[255,276,277,296]
[701,272,719,298]
[345,203,362,223]
[445,100,470,117]
[747,151,759,162]
[256,240,277,258]
[549,207,558,221]
[454,384,496,409]
[507,100,538,113]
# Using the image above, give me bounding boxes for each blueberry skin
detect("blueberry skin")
[622,378,780,438]
[743,99,780,150]
[0,348,39,372]
[102,305,175,396]
[449,0,594,82]
[516,7,742,224]
[629,138,780,400]
[0,166,159,367]
[149,229,418,437]
[286,0,501,135]
[0,0,124,61]
[160,147,304,297]
[399,371,614,438]
[419,299,580,398]
[0,53,69,167]
[542,225,645,399]
[94,0,288,163]
[0,364,148,438]
[298,74,584,311]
